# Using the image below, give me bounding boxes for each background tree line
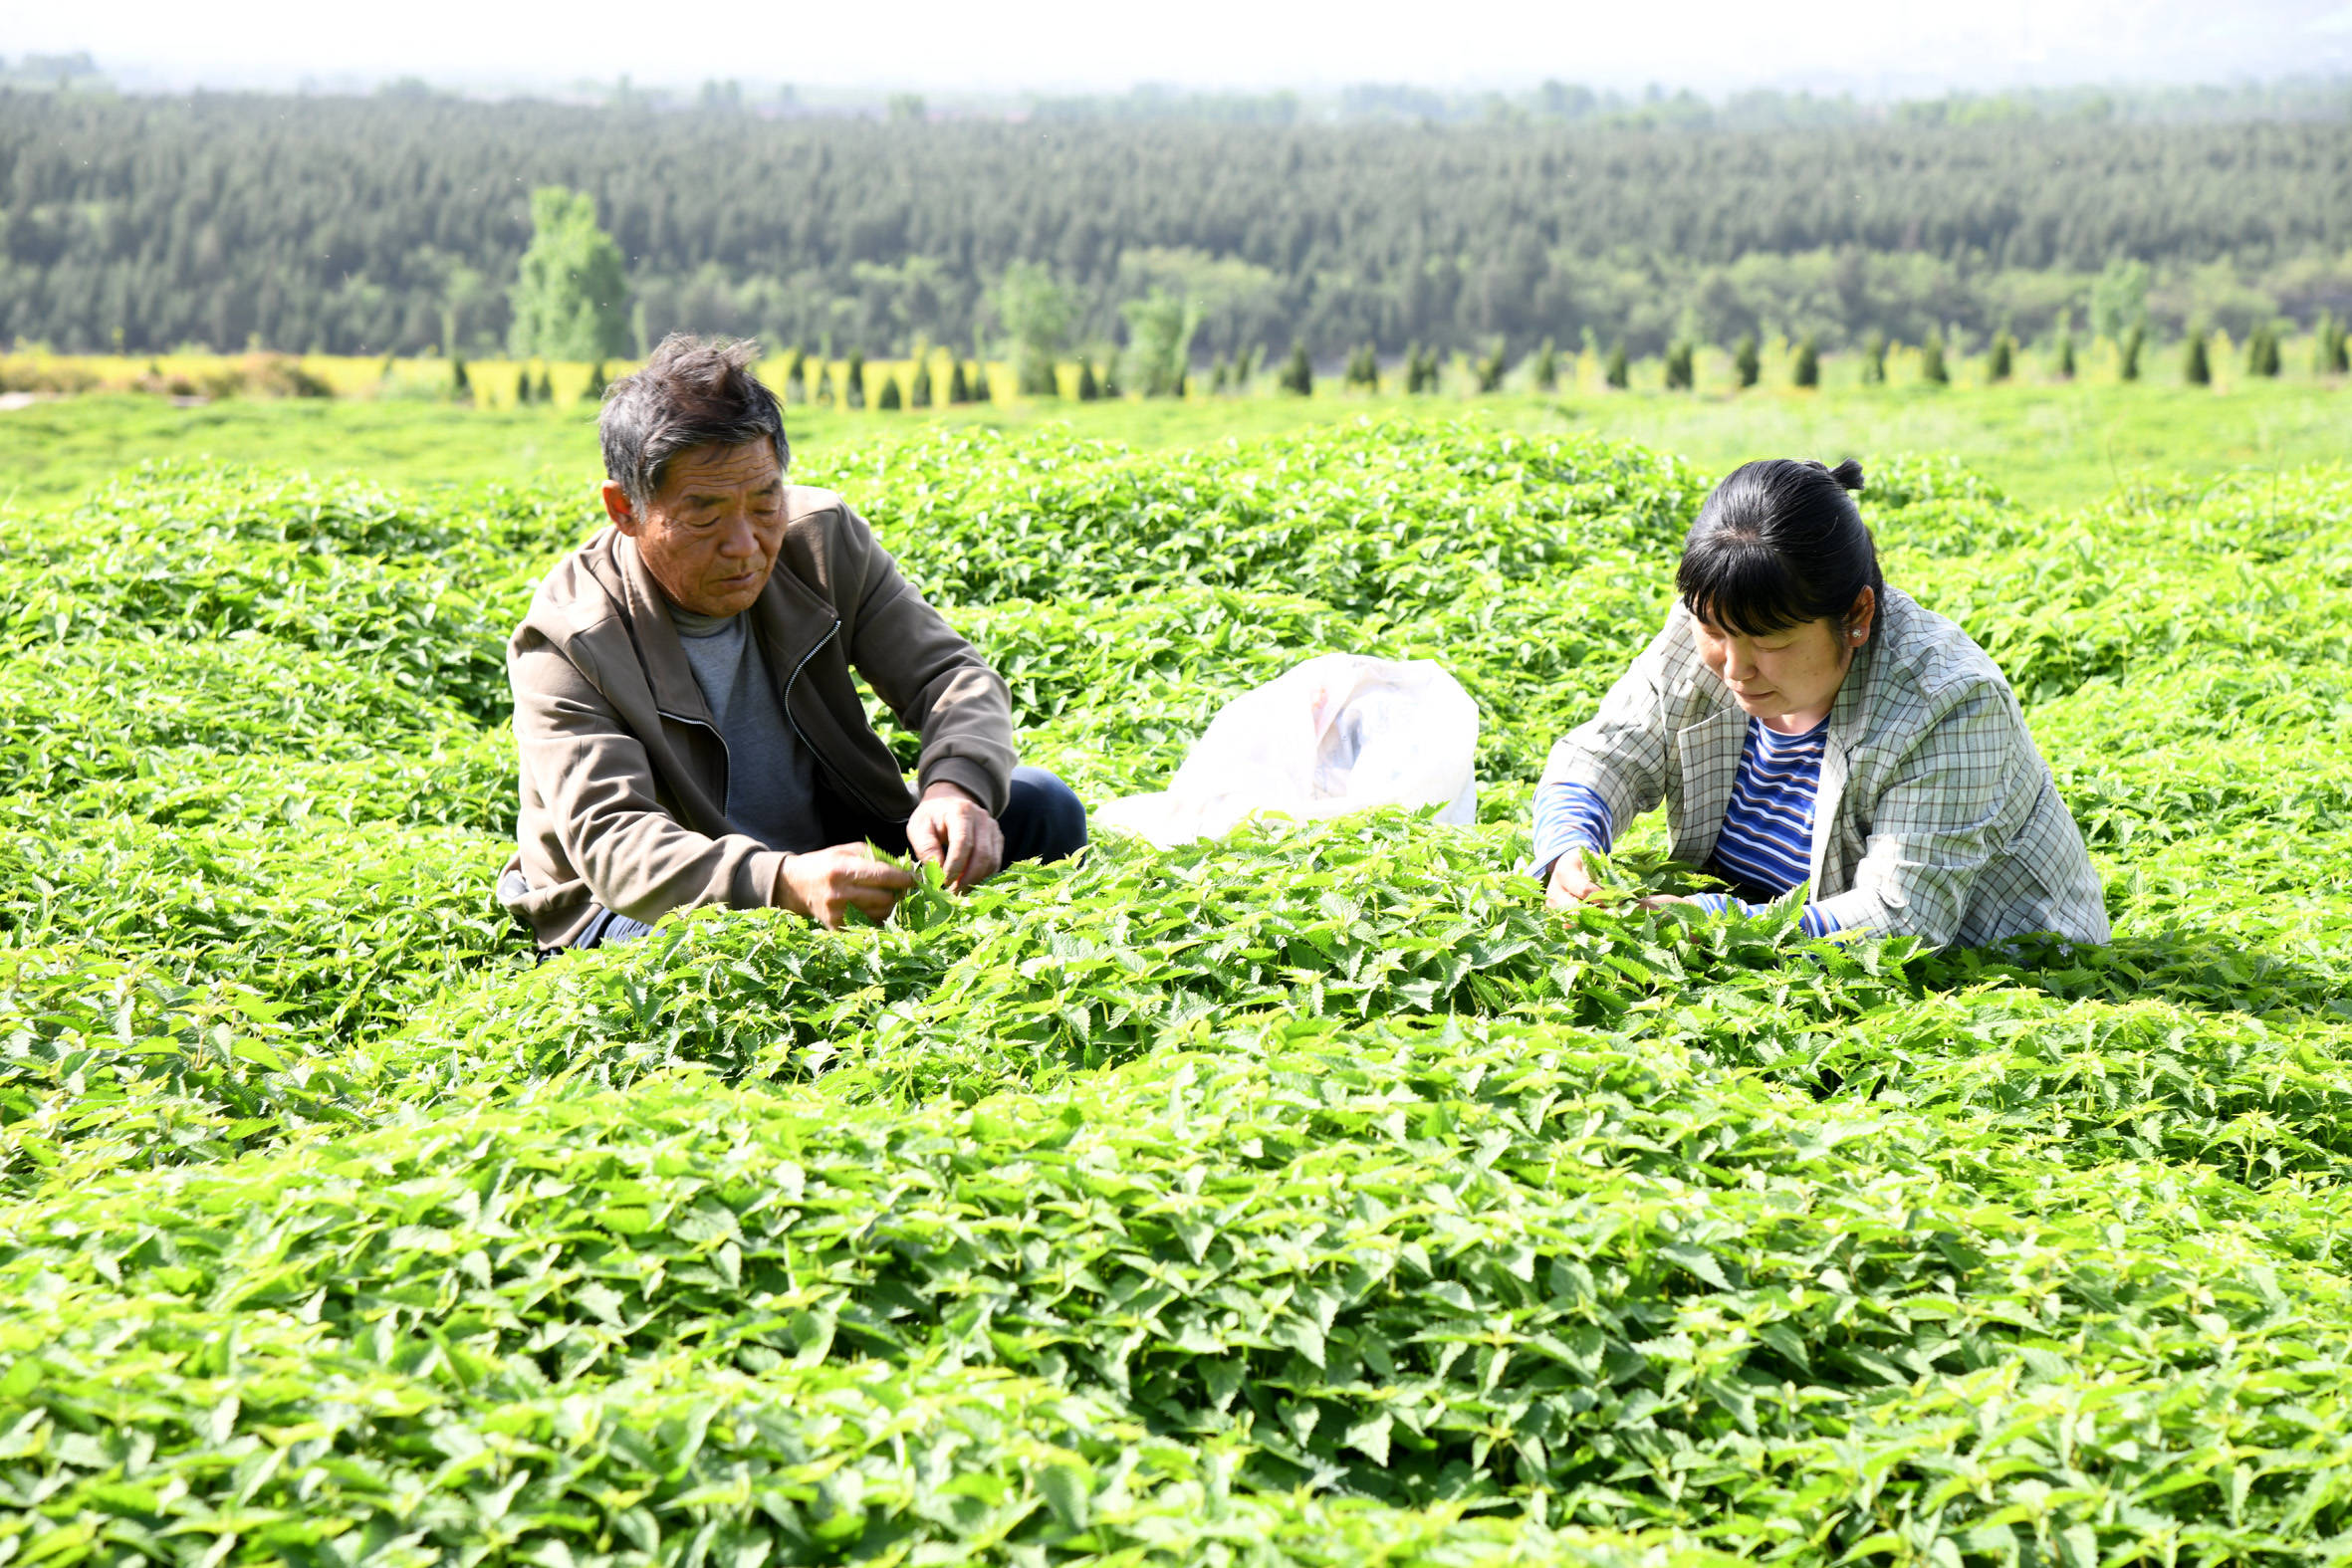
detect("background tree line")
[5,91,2350,362]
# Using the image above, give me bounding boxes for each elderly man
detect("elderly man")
[498,335,1086,952]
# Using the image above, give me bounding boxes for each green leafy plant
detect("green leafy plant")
[4,417,2350,1565]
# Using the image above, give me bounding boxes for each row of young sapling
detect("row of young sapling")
[441,310,2352,413]
[831,316,2352,407]
[1344,314,2352,396]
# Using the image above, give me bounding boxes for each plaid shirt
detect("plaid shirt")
[1537,587,2110,948]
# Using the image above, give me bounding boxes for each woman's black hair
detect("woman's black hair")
[1675,458,1883,638]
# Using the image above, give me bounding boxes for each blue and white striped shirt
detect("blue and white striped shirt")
[1530,715,1843,938]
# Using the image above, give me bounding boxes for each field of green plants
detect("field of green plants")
[3,416,2351,1564]
[11,373,2352,515]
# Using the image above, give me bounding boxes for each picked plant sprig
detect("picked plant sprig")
[854,846,959,931]
[1576,845,1650,907]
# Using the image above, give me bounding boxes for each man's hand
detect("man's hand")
[1544,849,1602,910]
[773,844,917,929]
[907,781,1004,892]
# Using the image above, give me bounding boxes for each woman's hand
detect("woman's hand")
[1548,850,1695,912]
[1544,850,1601,909]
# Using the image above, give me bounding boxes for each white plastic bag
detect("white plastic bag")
[1096,653,1479,848]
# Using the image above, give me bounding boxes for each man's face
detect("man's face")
[602,440,786,617]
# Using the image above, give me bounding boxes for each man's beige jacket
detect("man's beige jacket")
[499,486,1016,948]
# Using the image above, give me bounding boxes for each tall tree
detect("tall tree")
[1530,338,1559,391]
[507,186,630,361]
[2313,313,2341,375]
[1473,338,1509,392]
[1733,335,1761,388]
[1920,333,1949,384]
[1121,289,1202,397]
[2246,322,2281,377]
[1278,342,1313,395]
[1664,339,1694,390]
[2184,327,2212,385]
[1791,336,1820,388]
[2088,260,2151,345]
[992,262,1076,396]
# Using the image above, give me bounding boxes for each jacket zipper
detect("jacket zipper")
[782,619,912,825]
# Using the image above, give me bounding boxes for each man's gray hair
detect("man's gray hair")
[599,334,789,506]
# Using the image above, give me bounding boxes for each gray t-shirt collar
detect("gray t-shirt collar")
[667,603,740,639]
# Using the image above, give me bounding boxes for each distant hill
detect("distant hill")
[4,92,2348,357]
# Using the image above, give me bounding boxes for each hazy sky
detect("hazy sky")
[16,0,2352,96]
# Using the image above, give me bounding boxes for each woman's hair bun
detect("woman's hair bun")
[1826,457,1864,492]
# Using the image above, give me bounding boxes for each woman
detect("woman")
[1531,458,2107,948]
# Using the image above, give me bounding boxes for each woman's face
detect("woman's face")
[1693,589,1874,731]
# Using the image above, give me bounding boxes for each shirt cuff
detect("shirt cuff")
[1529,780,1614,879]
[918,756,1008,816]
[1692,891,1844,938]
[740,848,790,910]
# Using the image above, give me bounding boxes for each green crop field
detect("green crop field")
[8,371,2351,516]
[3,409,2352,1564]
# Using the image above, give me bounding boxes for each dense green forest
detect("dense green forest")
[5,91,2350,358]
